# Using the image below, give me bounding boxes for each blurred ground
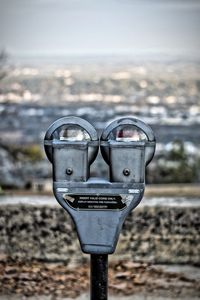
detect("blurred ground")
[0,260,199,299]
[65,294,200,300]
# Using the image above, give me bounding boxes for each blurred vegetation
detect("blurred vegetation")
[147,140,200,184]
[4,144,44,162]
[0,185,3,195]
[20,145,44,162]
[0,49,9,81]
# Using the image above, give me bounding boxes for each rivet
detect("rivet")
[123,168,130,176]
[66,168,73,175]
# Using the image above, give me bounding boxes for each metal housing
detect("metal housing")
[44,116,156,254]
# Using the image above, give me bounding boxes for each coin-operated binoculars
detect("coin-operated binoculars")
[44,116,156,300]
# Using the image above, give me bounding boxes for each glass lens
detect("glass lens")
[109,125,147,142]
[59,125,90,141]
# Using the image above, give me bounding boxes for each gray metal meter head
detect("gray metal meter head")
[44,116,156,255]
[44,116,99,182]
[100,117,155,183]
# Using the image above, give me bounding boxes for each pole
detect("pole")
[90,254,108,300]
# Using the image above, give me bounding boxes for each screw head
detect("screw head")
[123,168,130,176]
[66,168,73,175]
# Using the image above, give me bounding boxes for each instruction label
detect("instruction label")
[63,194,126,210]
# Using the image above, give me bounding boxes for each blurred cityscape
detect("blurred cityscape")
[0,52,200,189]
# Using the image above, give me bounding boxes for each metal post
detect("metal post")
[90,254,108,300]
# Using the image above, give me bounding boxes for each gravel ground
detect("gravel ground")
[0,294,199,300]
[72,294,200,300]
[0,261,199,300]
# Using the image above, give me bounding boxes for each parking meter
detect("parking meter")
[101,117,155,183]
[44,116,99,183]
[44,116,156,255]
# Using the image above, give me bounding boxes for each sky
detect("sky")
[0,0,200,58]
